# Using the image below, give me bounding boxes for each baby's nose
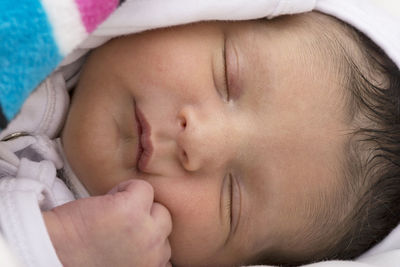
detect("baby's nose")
[177,106,231,172]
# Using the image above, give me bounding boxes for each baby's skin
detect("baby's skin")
[43,179,172,267]
[44,12,352,266]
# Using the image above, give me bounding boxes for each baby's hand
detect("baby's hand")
[43,179,172,267]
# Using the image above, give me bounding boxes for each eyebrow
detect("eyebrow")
[225,37,242,101]
[233,27,271,111]
[224,26,271,248]
[226,29,252,245]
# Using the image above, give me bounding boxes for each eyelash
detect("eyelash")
[222,39,230,101]
[226,174,233,225]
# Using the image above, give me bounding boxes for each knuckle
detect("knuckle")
[133,179,154,197]
[152,239,171,267]
[151,203,173,235]
[161,242,172,267]
[119,180,154,211]
[165,240,172,259]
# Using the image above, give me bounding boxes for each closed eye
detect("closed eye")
[226,174,233,226]
[222,37,230,101]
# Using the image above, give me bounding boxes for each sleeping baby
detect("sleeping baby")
[1,11,400,267]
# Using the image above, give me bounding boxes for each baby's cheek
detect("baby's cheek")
[143,175,225,265]
[167,200,226,265]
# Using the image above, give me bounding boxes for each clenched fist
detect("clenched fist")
[43,179,172,267]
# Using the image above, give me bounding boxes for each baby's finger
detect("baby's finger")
[112,179,155,212]
[107,180,131,195]
[161,239,172,267]
[151,202,173,236]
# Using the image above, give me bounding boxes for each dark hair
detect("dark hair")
[253,13,400,267]
[320,24,400,261]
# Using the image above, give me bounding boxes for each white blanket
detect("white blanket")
[2,0,400,266]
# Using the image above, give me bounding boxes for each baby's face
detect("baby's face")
[62,16,349,266]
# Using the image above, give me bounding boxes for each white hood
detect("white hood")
[2,1,399,266]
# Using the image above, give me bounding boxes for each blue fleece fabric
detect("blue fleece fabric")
[0,0,62,125]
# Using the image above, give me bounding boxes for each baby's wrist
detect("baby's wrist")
[42,210,83,267]
[42,211,67,264]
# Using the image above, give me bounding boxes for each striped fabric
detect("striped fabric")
[0,0,121,130]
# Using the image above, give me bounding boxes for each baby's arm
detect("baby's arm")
[43,179,172,267]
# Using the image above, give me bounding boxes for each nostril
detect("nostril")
[182,150,188,162]
[179,149,189,168]
[180,117,187,129]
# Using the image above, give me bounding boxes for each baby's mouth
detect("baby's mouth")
[134,103,153,172]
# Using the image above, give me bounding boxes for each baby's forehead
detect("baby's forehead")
[218,11,355,255]
[236,14,353,71]
[262,13,357,59]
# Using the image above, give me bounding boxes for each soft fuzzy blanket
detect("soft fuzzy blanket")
[0,1,399,266]
[0,0,123,130]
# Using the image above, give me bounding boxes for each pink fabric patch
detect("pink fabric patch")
[75,0,119,33]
